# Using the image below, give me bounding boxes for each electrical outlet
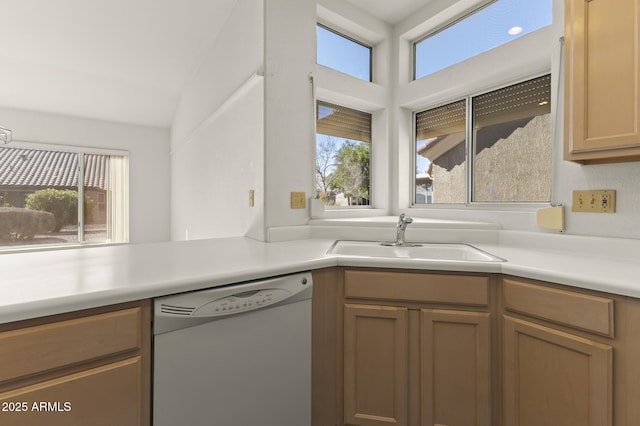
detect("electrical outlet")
[249,189,255,207]
[291,192,306,209]
[571,190,616,213]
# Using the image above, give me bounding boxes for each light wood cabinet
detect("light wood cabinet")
[421,309,491,426]
[500,276,640,426]
[0,300,151,426]
[343,306,493,426]
[564,0,640,163]
[503,316,613,426]
[319,268,494,426]
[344,304,409,426]
[312,269,640,426]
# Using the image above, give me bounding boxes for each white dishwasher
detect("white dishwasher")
[153,271,312,426]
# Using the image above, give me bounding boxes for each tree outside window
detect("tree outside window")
[316,101,372,207]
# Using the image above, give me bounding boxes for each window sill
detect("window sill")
[0,241,128,255]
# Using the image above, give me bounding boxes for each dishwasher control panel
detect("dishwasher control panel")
[195,288,291,317]
[155,272,313,334]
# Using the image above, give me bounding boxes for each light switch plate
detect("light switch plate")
[291,192,306,209]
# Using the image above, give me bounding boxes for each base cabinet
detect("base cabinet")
[0,301,151,426]
[421,310,491,426]
[312,268,640,426]
[344,304,408,426]
[343,305,492,426]
[500,277,640,426]
[339,269,493,426]
[503,316,613,426]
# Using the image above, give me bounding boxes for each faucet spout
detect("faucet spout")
[395,213,413,245]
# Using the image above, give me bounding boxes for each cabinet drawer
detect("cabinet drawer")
[345,270,489,306]
[0,307,142,383]
[503,278,614,337]
[0,357,143,426]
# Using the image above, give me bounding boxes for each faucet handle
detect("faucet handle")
[398,213,413,224]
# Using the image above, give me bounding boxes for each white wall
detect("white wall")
[171,77,265,241]
[170,0,317,241]
[0,106,171,243]
[263,0,317,231]
[170,0,640,242]
[170,0,265,241]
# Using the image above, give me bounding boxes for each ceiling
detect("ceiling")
[0,0,430,129]
[345,0,433,25]
[0,0,238,128]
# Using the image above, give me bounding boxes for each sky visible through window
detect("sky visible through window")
[415,0,552,79]
[316,25,371,81]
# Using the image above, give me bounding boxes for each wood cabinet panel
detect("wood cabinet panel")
[345,270,489,306]
[0,307,142,384]
[312,268,343,426]
[421,309,491,426]
[0,357,143,426]
[0,300,150,426]
[344,304,408,426]
[314,268,640,426]
[565,0,640,163]
[503,316,613,426]
[624,297,640,425]
[503,278,614,336]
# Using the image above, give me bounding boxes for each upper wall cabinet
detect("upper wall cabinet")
[564,0,640,163]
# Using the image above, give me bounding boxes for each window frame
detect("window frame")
[411,72,553,209]
[0,140,129,252]
[313,11,389,218]
[316,23,373,83]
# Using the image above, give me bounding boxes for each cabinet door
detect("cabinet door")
[344,304,408,426]
[420,309,491,426]
[565,0,640,162]
[0,357,144,426]
[503,316,613,426]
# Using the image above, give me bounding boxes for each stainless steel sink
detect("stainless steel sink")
[327,240,504,262]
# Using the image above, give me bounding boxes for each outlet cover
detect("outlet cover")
[571,190,616,213]
[291,192,306,209]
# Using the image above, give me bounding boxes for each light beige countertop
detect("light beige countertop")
[1,229,639,324]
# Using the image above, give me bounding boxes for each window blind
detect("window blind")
[474,74,551,128]
[416,100,466,140]
[316,101,371,143]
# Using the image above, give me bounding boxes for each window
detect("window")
[414,0,552,79]
[316,24,372,81]
[415,100,467,204]
[316,100,372,207]
[415,74,551,205]
[0,145,128,249]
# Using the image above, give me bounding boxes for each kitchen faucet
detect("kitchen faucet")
[382,213,418,246]
[396,213,413,245]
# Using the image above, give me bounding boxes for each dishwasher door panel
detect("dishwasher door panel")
[153,299,311,426]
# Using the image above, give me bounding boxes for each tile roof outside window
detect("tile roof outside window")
[0,147,108,190]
